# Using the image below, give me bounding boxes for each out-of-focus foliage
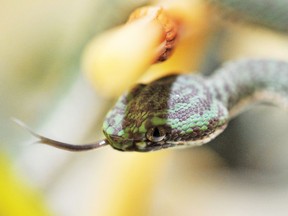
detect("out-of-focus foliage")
[208,0,288,31]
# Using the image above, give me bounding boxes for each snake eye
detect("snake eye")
[146,126,166,142]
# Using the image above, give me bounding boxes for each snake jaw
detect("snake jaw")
[167,124,228,148]
[106,124,228,152]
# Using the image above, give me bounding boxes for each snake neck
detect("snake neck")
[209,59,288,117]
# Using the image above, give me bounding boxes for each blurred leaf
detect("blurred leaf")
[209,0,288,31]
[0,152,51,216]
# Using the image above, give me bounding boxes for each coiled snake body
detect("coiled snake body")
[19,59,288,152]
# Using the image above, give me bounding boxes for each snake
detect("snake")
[18,59,288,152]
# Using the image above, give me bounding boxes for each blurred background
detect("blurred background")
[2,0,288,215]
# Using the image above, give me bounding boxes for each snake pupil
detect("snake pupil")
[146,126,166,142]
[153,127,160,137]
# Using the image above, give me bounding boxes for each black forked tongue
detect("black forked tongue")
[13,118,109,151]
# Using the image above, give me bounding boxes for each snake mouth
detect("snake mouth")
[116,141,177,152]
[108,135,176,152]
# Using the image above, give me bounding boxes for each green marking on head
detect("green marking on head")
[200,125,208,131]
[187,128,193,133]
[117,130,125,136]
[103,121,109,129]
[151,117,167,126]
[114,115,123,125]
[182,124,190,131]
[122,132,129,139]
[135,141,146,150]
[139,123,147,133]
[106,127,114,135]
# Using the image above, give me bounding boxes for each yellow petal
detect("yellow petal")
[82,16,165,97]
[140,0,214,82]
[0,153,51,216]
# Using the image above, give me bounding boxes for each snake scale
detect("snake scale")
[21,59,288,152]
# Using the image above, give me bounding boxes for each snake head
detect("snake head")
[103,75,229,152]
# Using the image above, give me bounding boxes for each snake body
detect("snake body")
[103,59,288,152]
